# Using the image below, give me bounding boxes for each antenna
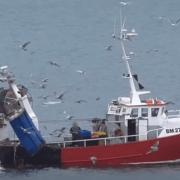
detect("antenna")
[112,17,116,39]
[119,4,123,39]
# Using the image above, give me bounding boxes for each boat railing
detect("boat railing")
[167,110,180,118]
[58,127,163,148]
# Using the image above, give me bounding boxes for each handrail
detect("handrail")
[168,110,180,113]
[167,110,180,118]
[58,127,164,148]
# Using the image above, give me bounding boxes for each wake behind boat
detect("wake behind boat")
[1,5,180,168]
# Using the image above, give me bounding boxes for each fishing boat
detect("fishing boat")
[1,8,180,168]
[58,8,180,167]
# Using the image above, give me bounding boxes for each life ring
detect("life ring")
[146,99,162,106]
[156,100,162,105]
[146,99,154,106]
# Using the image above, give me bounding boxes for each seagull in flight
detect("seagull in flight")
[49,127,66,137]
[38,95,49,100]
[52,127,66,134]
[48,61,61,67]
[20,41,31,51]
[75,99,87,104]
[66,115,74,120]
[56,91,66,100]
[96,97,101,101]
[105,45,112,51]
[76,70,86,75]
[63,111,74,120]
[157,16,180,26]
[20,127,31,134]
[42,100,62,105]
[41,78,48,83]
[120,1,130,6]
[39,83,47,89]
[30,80,47,89]
[169,18,180,26]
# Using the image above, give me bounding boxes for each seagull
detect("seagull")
[168,18,180,26]
[63,111,74,120]
[20,127,31,134]
[146,141,159,155]
[42,100,62,105]
[30,80,47,89]
[56,91,66,100]
[39,83,47,89]
[41,78,48,83]
[96,97,100,101]
[66,115,74,120]
[76,70,86,75]
[129,51,135,55]
[75,99,87,104]
[38,95,49,100]
[52,127,66,134]
[157,16,180,26]
[48,61,61,67]
[20,41,31,51]
[49,127,66,137]
[43,125,47,130]
[105,45,112,51]
[120,1,130,6]
[146,49,159,54]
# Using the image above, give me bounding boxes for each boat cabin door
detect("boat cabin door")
[138,118,148,141]
[127,119,136,142]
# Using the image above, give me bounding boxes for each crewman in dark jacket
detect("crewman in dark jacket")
[70,122,81,140]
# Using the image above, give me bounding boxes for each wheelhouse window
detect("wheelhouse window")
[130,108,138,117]
[116,107,121,113]
[151,108,159,117]
[122,108,126,113]
[141,108,148,117]
[110,106,116,111]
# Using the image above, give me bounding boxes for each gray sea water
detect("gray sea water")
[1,0,180,179]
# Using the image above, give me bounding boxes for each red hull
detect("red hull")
[61,134,180,167]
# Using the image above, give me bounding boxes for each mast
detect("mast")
[119,6,150,105]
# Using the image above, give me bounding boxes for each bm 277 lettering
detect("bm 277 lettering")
[166,128,180,134]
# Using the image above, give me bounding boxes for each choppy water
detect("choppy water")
[1,0,180,179]
[1,165,180,180]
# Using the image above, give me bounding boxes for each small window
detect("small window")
[122,108,126,113]
[116,108,121,113]
[141,108,148,117]
[151,108,159,117]
[130,108,138,117]
[110,107,116,111]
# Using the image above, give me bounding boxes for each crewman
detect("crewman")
[70,122,81,140]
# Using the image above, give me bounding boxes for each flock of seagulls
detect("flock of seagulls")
[157,16,180,27]
[17,1,180,136]
[107,1,180,54]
